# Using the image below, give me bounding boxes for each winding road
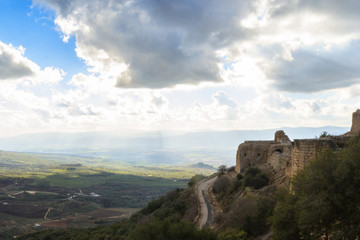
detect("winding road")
[44,208,52,220]
[194,176,218,229]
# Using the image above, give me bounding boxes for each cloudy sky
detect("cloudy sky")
[0,0,359,137]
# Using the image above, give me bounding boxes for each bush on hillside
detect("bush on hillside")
[218,165,227,176]
[243,168,269,189]
[236,173,243,180]
[212,175,230,196]
[126,217,217,240]
[217,228,248,240]
[227,166,236,172]
[187,174,207,187]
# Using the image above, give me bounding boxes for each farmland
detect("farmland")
[0,151,215,239]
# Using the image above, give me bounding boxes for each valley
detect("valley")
[0,150,215,239]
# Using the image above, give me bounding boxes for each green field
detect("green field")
[0,150,215,239]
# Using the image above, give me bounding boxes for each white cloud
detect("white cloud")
[32,0,360,93]
[2,0,360,136]
[0,41,64,85]
[33,0,257,88]
[212,91,238,108]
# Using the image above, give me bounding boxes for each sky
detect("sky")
[0,0,359,137]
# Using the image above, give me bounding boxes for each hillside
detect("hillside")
[19,133,360,240]
[0,151,216,239]
[3,112,360,239]
[15,165,278,239]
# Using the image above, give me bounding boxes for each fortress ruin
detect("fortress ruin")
[236,110,360,186]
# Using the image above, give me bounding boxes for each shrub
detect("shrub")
[236,173,243,180]
[218,228,248,240]
[227,166,236,172]
[126,218,217,240]
[140,196,165,215]
[243,168,269,189]
[213,175,230,195]
[319,131,330,138]
[218,165,227,176]
[245,167,261,177]
[187,174,207,187]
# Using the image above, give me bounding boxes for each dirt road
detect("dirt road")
[195,176,218,229]
[44,208,52,220]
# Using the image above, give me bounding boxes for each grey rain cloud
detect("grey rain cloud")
[0,50,34,80]
[35,0,254,88]
[35,0,360,92]
[264,41,360,92]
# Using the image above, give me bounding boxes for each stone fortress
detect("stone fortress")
[236,110,360,186]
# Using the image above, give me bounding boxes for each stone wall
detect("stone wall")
[236,142,272,173]
[350,109,360,134]
[236,135,345,186]
[238,113,360,186]
[235,110,359,186]
[288,139,338,178]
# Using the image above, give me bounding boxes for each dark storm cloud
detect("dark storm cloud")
[258,0,360,92]
[35,0,360,92]
[264,41,360,93]
[34,0,254,88]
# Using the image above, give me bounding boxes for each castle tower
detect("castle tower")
[350,109,360,134]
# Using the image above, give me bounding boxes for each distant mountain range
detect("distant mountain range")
[189,162,217,170]
[0,126,349,153]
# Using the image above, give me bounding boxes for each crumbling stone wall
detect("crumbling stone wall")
[288,139,338,178]
[235,110,360,185]
[236,131,291,174]
[274,130,290,144]
[235,142,272,173]
[350,109,360,134]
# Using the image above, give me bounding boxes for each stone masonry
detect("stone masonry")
[350,109,360,134]
[235,110,360,186]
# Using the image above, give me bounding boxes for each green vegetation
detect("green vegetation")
[7,134,360,240]
[319,131,330,138]
[243,167,269,190]
[211,167,273,239]
[272,135,360,240]
[0,151,215,180]
[187,174,207,187]
[217,165,227,176]
[0,150,216,239]
[20,218,218,240]
[217,228,248,240]
[213,167,269,202]
[20,187,218,240]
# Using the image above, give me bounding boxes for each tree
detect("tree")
[126,218,217,240]
[271,189,300,240]
[188,174,206,187]
[243,167,269,189]
[218,228,248,240]
[218,165,227,176]
[319,131,330,138]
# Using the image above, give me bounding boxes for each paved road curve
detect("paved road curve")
[195,176,218,229]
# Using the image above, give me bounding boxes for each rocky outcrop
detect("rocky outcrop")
[236,110,360,186]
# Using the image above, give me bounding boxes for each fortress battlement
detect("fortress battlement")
[235,110,360,186]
